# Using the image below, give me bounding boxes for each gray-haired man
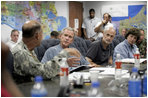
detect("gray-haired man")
[86,27,116,66]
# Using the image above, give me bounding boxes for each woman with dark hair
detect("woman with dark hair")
[113,28,141,62]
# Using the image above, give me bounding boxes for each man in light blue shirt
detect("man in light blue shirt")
[113,28,141,63]
[42,27,90,71]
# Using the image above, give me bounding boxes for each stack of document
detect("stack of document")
[90,67,129,78]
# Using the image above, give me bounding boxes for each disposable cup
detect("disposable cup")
[89,70,99,82]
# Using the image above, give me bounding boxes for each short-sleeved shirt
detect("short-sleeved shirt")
[82,17,100,39]
[6,40,18,50]
[86,39,113,66]
[113,39,137,63]
[95,21,114,38]
[41,44,90,71]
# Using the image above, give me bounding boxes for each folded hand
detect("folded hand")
[64,48,80,58]
[67,57,80,67]
[64,48,81,67]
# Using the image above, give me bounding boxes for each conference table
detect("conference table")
[17,63,146,97]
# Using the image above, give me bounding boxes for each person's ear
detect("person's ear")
[72,37,74,42]
[35,33,39,40]
[59,34,62,39]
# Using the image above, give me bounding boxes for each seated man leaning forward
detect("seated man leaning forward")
[86,27,116,67]
[41,27,91,71]
[113,28,140,63]
[11,20,81,81]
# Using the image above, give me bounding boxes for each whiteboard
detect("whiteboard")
[101,5,128,17]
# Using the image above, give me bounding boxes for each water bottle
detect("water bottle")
[60,58,69,87]
[128,67,141,97]
[134,48,140,69]
[142,71,147,96]
[88,81,103,97]
[31,76,48,97]
[115,53,122,80]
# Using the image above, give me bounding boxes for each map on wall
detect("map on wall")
[102,5,147,36]
[1,1,67,39]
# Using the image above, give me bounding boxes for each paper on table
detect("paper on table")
[121,58,147,63]
[89,67,130,78]
[99,68,115,75]
[97,68,128,76]
[69,67,130,81]
[69,72,90,82]
[90,67,115,75]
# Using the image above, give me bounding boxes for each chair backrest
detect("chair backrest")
[112,35,125,50]
[70,36,92,56]
[6,51,14,74]
[34,39,60,61]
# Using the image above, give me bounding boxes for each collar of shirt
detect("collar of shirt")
[9,40,17,44]
[21,41,31,52]
[106,22,113,26]
[124,39,135,49]
[21,41,37,60]
[88,16,97,21]
[58,44,72,49]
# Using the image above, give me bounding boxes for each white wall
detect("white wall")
[55,1,69,26]
[83,1,147,19]
[1,24,22,43]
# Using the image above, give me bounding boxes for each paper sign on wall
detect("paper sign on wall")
[74,19,79,29]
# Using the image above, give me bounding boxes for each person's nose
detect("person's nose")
[131,37,135,41]
[15,36,18,39]
[107,35,111,40]
[104,17,107,20]
[65,36,69,40]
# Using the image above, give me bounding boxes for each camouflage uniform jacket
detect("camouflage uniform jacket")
[11,41,69,80]
[136,38,147,58]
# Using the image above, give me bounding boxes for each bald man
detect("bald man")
[11,20,80,82]
[86,27,116,66]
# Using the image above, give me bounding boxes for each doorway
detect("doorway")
[69,1,83,37]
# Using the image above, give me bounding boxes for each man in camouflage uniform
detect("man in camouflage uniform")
[11,20,80,83]
[136,29,147,58]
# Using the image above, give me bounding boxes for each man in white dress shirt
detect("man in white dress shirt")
[6,29,19,50]
[94,13,114,39]
[82,8,100,41]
